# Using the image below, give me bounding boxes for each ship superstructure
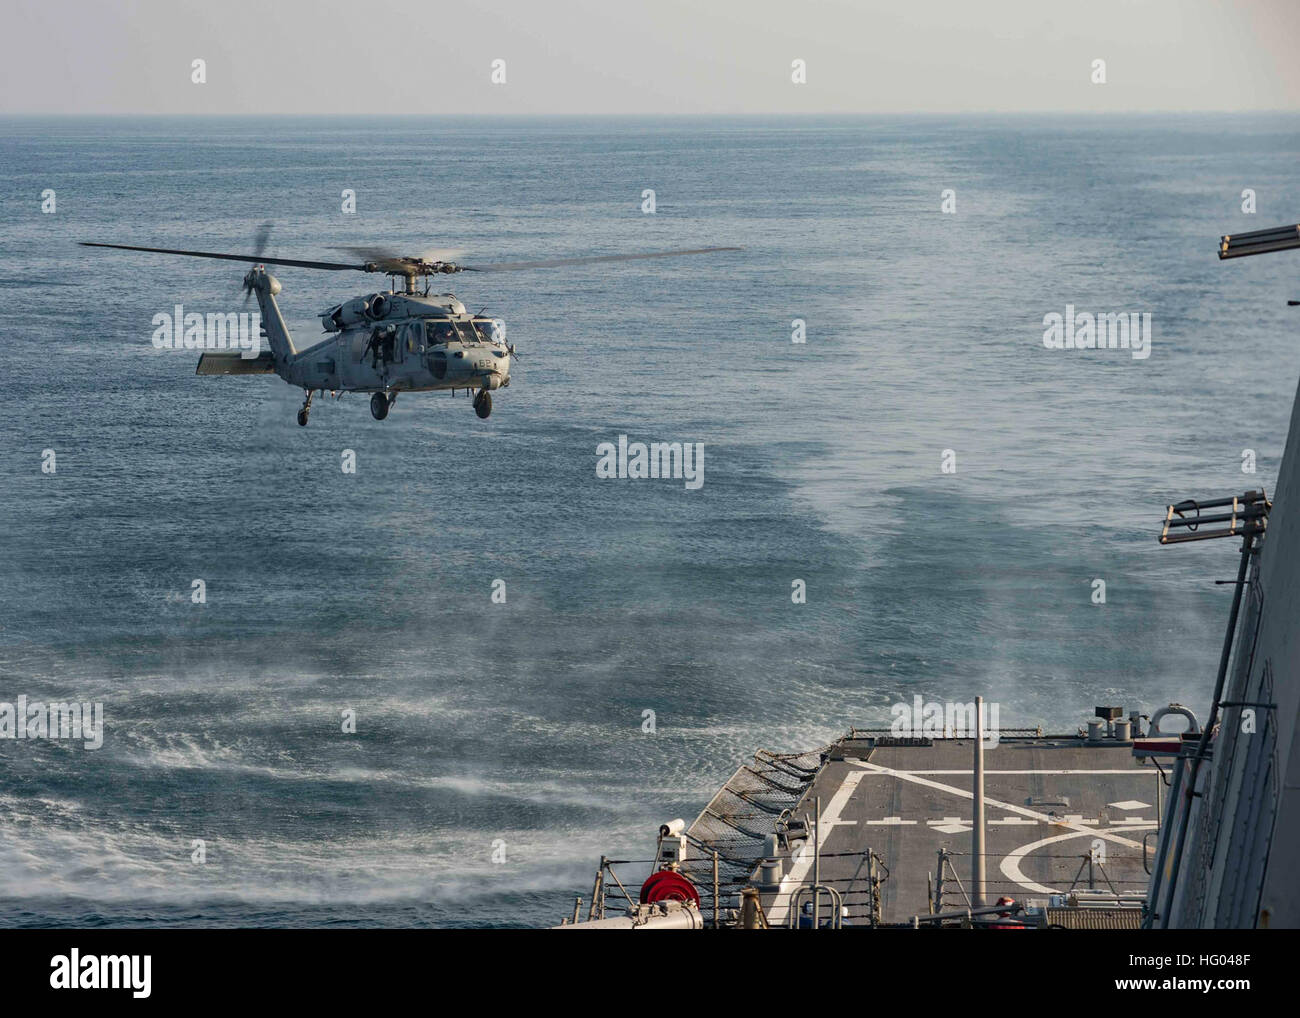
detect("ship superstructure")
[1146,223,1300,928]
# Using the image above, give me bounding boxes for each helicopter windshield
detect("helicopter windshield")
[425,320,458,345]
[453,320,479,343]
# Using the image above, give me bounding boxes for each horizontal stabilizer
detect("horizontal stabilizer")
[195,351,277,376]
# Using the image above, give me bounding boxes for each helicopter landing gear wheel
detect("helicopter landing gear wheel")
[473,390,492,419]
[297,389,314,427]
[370,392,390,421]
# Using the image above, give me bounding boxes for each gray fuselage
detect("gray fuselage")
[254,274,512,395]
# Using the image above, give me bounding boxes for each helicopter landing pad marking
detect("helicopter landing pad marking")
[848,760,1148,850]
[755,740,1159,924]
[999,825,1158,895]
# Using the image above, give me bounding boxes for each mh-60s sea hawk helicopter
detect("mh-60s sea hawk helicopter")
[81,236,739,425]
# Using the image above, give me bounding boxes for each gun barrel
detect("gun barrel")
[1219,223,1300,259]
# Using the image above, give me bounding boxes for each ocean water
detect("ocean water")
[0,114,1298,928]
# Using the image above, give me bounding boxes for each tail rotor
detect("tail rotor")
[238,221,274,304]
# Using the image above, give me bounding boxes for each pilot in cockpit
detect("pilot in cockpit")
[427,321,457,346]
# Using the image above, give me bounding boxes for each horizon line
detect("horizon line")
[2,109,1299,118]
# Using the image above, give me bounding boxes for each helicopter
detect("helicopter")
[81,236,740,426]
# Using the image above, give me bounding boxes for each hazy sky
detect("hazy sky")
[3,0,1299,115]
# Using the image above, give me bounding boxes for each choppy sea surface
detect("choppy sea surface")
[0,114,1297,927]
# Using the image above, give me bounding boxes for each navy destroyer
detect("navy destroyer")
[557,223,1300,930]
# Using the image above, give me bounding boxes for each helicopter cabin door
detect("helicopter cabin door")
[398,321,422,364]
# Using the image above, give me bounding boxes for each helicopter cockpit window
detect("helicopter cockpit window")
[425,320,457,345]
[453,320,478,343]
[472,320,497,344]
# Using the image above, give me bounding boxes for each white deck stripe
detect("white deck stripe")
[765,770,865,926]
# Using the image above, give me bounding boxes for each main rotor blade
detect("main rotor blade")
[333,246,413,271]
[80,242,363,272]
[460,245,742,272]
[335,245,466,264]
